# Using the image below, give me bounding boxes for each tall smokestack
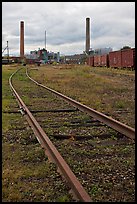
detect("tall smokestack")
[20,21,24,58]
[86,17,90,54]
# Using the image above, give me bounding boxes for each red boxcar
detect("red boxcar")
[100,54,109,67]
[94,55,101,66]
[108,50,122,68]
[121,48,135,68]
[87,57,90,65]
[87,56,94,66]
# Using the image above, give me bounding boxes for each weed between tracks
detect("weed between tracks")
[2,64,135,202]
[2,65,74,202]
[30,64,135,128]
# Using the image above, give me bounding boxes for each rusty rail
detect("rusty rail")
[26,68,135,140]
[9,67,92,202]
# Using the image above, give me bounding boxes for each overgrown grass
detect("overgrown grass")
[2,64,135,202]
[2,65,18,132]
[2,65,73,202]
[29,64,135,128]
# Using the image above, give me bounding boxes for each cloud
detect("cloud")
[2,2,135,56]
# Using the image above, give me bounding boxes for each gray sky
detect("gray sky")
[2,2,135,56]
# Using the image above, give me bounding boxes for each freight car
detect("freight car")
[94,55,101,67]
[109,50,122,68]
[121,48,135,68]
[94,54,109,67]
[87,48,135,69]
[100,54,109,67]
[87,56,94,66]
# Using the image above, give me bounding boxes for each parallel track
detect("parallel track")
[9,66,135,202]
[9,68,92,201]
[26,68,135,141]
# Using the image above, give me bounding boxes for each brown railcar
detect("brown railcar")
[87,48,135,69]
[100,54,109,67]
[121,48,135,68]
[108,50,122,68]
[94,55,101,67]
[87,56,94,66]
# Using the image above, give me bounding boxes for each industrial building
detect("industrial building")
[2,17,113,65]
[17,17,112,64]
[93,47,113,55]
[64,54,87,64]
[25,48,60,64]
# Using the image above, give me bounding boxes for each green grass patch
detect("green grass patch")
[28,64,135,127]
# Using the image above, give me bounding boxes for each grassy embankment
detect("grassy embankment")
[29,64,135,128]
[2,64,135,202]
[2,65,72,202]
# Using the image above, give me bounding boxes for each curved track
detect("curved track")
[26,68,135,140]
[9,66,135,202]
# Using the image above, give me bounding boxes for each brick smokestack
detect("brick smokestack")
[86,17,90,54]
[20,21,24,58]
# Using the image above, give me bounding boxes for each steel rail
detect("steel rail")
[26,68,135,140]
[9,67,92,202]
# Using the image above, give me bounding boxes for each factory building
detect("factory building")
[26,48,60,64]
[5,17,113,65]
[64,54,87,64]
[93,47,113,55]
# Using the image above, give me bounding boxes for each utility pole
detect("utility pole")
[7,41,9,61]
[45,30,46,50]
[2,41,9,58]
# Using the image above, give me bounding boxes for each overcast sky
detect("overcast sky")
[2,2,135,56]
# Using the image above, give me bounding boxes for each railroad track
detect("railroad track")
[9,66,135,202]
